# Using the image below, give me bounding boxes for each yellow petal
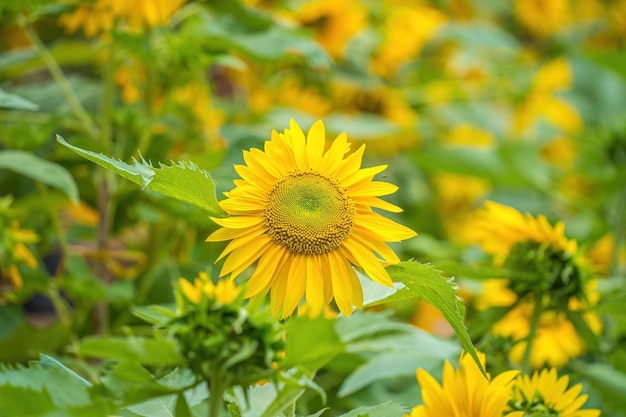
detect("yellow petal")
[341,239,392,287]
[289,118,308,169]
[328,250,355,316]
[306,120,326,170]
[320,132,349,173]
[305,255,325,316]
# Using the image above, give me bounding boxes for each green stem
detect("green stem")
[47,283,79,352]
[208,369,226,417]
[21,19,100,139]
[521,297,543,374]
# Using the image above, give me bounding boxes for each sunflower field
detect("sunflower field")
[1,0,626,416]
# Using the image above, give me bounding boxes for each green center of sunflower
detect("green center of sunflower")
[264,171,354,255]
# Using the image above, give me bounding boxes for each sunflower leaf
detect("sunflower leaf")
[377,261,486,377]
[0,150,79,202]
[56,135,226,217]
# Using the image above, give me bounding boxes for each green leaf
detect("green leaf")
[77,336,183,366]
[39,354,92,387]
[174,393,192,417]
[0,385,55,417]
[0,362,91,409]
[283,316,345,371]
[0,304,23,340]
[376,261,485,377]
[570,361,626,412]
[337,319,459,397]
[192,7,331,69]
[132,304,178,326]
[0,88,38,110]
[336,401,408,417]
[0,150,79,202]
[257,368,325,417]
[56,135,225,217]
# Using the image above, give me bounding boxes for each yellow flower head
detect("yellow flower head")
[464,201,577,262]
[372,2,445,77]
[291,0,367,59]
[408,351,519,417]
[179,272,241,305]
[59,0,185,37]
[207,119,416,318]
[507,368,601,417]
[514,0,571,38]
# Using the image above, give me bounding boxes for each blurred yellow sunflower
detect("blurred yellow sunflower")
[207,119,416,318]
[481,283,602,368]
[60,0,185,37]
[290,0,367,59]
[511,58,583,137]
[406,351,519,417]
[514,0,571,38]
[372,1,446,77]
[464,200,577,263]
[507,368,601,417]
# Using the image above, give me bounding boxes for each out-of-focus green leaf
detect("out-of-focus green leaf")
[77,336,183,366]
[56,135,225,217]
[0,88,38,110]
[257,368,324,417]
[0,362,91,409]
[337,312,459,397]
[174,393,192,417]
[192,9,331,69]
[0,150,79,202]
[414,142,551,190]
[132,304,178,326]
[283,316,345,371]
[336,401,408,417]
[570,361,626,412]
[0,305,23,340]
[39,354,92,387]
[0,41,99,79]
[0,385,55,417]
[376,261,485,377]
[589,51,626,80]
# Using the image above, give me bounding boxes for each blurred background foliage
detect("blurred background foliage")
[0,0,626,416]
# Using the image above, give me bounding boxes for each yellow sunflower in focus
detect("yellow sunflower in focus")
[507,368,601,417]
[207,119,416,318]
[407,351,519,417]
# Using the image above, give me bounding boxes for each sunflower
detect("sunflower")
[464,201,577,264]
[59,0,185,37]
[407,351,519,417]
[514,0,571,38]
[481,287,603,368]
[179,272,241,305]
[506,368,601,417]
[207,119,416,318]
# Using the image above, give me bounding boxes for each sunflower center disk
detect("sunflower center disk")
[264,171,355,255]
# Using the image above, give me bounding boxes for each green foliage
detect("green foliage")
[374,261,483,376]
[56,135,225,217]
[0,88,38,111]
[336,402,408,417]
[77,336,184,366]
[0,150,79,201]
